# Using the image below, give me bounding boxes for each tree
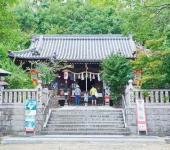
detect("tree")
[102,55,132,104]
[120,0,170,50]
[132,50,170,89]
[0,0,34,88]
[14,0,123,34]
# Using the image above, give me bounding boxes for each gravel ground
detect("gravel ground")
[0,141,169,150]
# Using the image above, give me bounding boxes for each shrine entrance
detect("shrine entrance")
[56,63,105,106]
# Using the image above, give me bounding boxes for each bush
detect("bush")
[0,58,34,89]
[101,55,132,105]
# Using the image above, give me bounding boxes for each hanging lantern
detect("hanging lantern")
[92,74,95,79]
[98,73,100,81]
[64,70,68,80]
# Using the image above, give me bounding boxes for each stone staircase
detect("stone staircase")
[41,106,129,135]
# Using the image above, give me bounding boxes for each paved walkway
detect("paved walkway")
[0,141,169,150]
[0,135,169,150]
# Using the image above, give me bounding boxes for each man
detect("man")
[90,85,97,106]
[74,85,81,105]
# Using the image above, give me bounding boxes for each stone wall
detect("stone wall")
[126,106,170,136]
[1,103,170,136]
[0,104,44,136]
[0,104,25,136]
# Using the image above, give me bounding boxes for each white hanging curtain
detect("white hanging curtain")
[73,73,76,81]
[90,73,92,81]
[78,74,80,79]
[81,72,84,80]
[92,74,95,79]
[86,72,88,78]
[98,73,100,81]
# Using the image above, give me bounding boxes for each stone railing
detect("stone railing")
[125,80,170,106]
[133,89,170,104]
[0,89,38,104]
[0,83,50,135]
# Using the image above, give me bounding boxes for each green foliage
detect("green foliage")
[14,0,123,34]
[142,91,150,98]
[163,96,169,103]
[34,60,72,85]
[102,55,132,104]
[1,0,170,91]
[132,50,170,89]
[35,62,55,85]
[0,0,33,89]
[0,1,19,47]
[121,0,170,50]
[0,58,34,89]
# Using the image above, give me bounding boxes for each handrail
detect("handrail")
[43,109,52,128]
[35,88,51,134]
[42,91,51,128]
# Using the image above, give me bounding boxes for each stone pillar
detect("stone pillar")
[125,80,134,106]
[37,80,43,107]
[0,86,4,104]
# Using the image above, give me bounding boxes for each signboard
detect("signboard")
[24,99,37,132]
[136,99,147,135]
[25,116,36,132]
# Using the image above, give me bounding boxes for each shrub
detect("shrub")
[0,58,34,89]
[101,55,132,105]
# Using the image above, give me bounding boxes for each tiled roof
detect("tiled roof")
[9,34,136,62]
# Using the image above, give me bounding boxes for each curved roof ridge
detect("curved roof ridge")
[32,34,130,40]
[9,34,136,61]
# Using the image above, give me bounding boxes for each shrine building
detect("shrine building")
[8,34,136,100]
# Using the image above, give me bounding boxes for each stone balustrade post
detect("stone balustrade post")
[37,80,43,108]
[0,87,3,104]
[125,79,134,106]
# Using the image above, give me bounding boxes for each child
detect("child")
[84,92,89,106]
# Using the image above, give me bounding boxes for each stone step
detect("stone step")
[50,114,123,118]
[52,110,123,113]
[44,127,126,131]
[42,107,127,135]
[48,120,124,124]
[45,126,125,130]
[51,115,123,118]
[50,115,124,118]
[52,110,123,114]
[50,115,123,118]
[41,130,129,135]
[49,118,124,122]
[46,124,125,128]
[52,106,123,112]
[52,109,122,113]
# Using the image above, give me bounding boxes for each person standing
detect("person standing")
[90,85,97,106]
[74,85,81,106]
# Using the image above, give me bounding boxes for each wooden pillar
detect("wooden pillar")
[85,63,88,92]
